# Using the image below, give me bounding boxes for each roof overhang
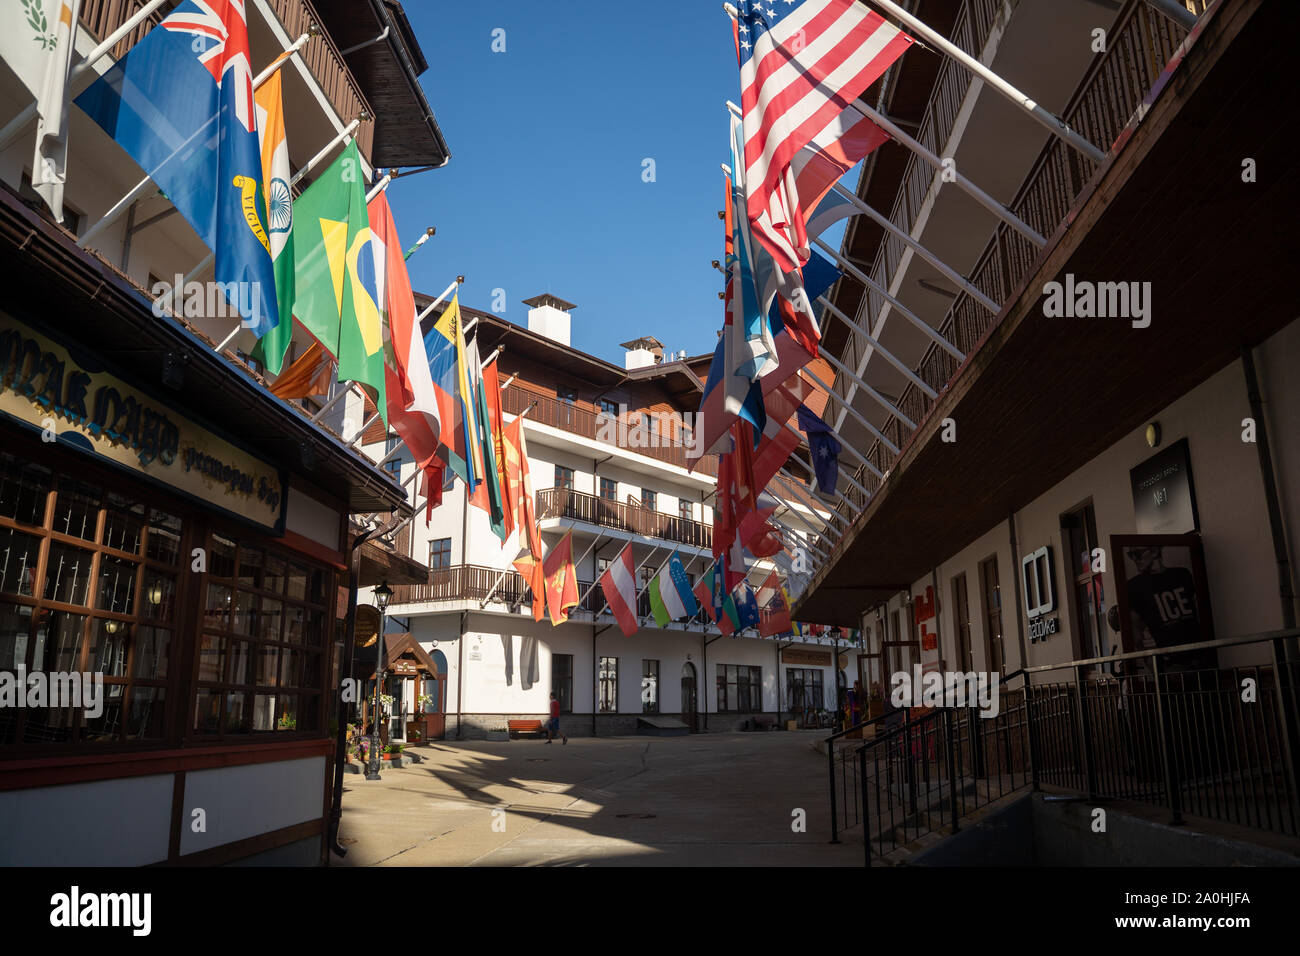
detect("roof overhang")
[797,0,1294,627]
[0,184,411,515]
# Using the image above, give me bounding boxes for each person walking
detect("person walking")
[545,692,567,745]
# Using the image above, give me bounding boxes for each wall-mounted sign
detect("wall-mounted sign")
[1111,532,1216,673]
[913,585,938,651]
[1021,546,1060,643]
[782,648,832,666]
[392,660,418,676]
[0,314,286,533]
[1130,438,1198,534]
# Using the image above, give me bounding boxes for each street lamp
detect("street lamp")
[365,581,394,781]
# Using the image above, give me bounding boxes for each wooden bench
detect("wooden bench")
[508,719,546,739]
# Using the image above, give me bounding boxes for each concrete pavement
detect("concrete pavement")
[333,731,864,866]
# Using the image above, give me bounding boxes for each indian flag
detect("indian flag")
[252,64,294,375]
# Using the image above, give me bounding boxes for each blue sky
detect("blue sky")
[389,2,850,366]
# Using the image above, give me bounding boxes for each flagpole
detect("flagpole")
[816,299,938,401]
[846,100,1046,247]
[828,182,999,315]
[0,0,171,153]
[78,35,320,251]
[772,471,849,535]
[584,543,665,619]
[416,279,462,323]
[404,227,436,260]
[810,234,965,362]
[207,117,366,349]
[722,98,1045,248]
[706,257,924,430]
[797,366,901,456]
[479,529,604,611]
[861,0,1105,164]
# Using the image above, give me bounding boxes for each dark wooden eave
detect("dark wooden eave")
[0,184,411,516]
[310,0,450,168]
[796,0,1298,626]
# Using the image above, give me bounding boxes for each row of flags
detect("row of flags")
[688,0,917,639]
[3,0,507,526]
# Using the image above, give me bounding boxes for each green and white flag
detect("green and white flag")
[3,0,83,221]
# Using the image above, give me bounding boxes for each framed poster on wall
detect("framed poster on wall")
[1111,532,1216,673]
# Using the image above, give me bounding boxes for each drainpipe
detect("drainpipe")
[593,627,598,737]
[1009,512,1028,671]
[1241,346,1297,632]
[929,568,942,666]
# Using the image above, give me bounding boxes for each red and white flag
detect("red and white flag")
[599,544,640,637]
[736,0,911,270]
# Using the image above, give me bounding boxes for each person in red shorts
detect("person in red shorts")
[546,692,567,745]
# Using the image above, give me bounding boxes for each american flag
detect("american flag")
[736,0,912,271]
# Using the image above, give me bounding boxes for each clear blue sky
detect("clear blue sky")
[390,2,850,365]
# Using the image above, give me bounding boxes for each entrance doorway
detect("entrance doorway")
[681,662,698,733]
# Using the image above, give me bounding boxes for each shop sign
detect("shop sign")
[782,648,832,666]
[0,315,286,533]
[1022,546,1060,643]
[914,585,938,651]
[1130,438,1199,534]
[392,660,418,676]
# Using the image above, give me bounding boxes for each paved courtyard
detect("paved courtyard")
[334,731,862,866]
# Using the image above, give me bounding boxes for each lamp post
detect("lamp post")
[365,581,393,781]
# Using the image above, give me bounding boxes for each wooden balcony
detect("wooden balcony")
[503,384,718,478]
[390,564,720,630]
[390,564,602,615]
[536,488,713,551]
[79,0,375,158]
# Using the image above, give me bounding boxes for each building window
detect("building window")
[1063,503,1106,660]
[382,437,405,480]
[552,654,573,713]
[716,664,762,712]
[194,533,331,737]
[428,538,452,571]
[554,465,574,491]
[0,452,189,746]
[642,659,659,713]
[786,668,825,714]
[598,398,619,418]
[599,656,618,712]
[979,556,1006,676]
[599,477,617,501]
[641,489,657,512]
[679,500,693,522]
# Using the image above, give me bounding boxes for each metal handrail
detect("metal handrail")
[828,627,1300,858]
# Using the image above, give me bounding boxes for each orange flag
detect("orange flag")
[542,528,579,626]
[504,416,543,619]
[482,360,514,538]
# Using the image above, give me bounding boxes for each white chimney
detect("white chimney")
[620,336,665,370]
[522,293,575,347]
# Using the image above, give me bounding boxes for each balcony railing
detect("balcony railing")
[831,0,1198,532]
[79,0,376,158]
[390,565,725,631]
[390,564,603,616]
[502,384,718,478]
[537,487,713,551]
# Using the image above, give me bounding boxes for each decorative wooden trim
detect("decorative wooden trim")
[160,818,323,867]
[0,738,334,792]
[280,528,346,570]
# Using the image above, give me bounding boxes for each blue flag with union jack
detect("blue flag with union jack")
[77,0,279,337]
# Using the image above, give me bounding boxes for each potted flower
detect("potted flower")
[417,692,434,713]
[382,742,405,766]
